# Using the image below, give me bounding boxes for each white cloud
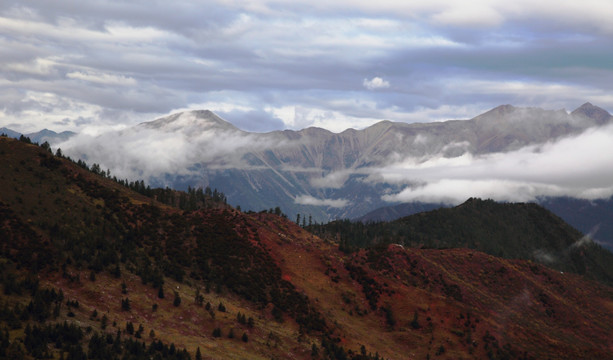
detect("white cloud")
[310,169,353,188]
[229,0,613,35]
[382,179,566,204]
[172,101,255,116]
[380,123,613,204]
[4,58,58,76]
[57,111,281,180]
[430,3,504,28]
[267,105,385,132]
[66,71,137,86]
[532,249,557,264]
[363,77,390,90]
[2,0,613,138]
[294,195,349,208]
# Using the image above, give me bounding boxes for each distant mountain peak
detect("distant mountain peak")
[489,104,516,115]
[471,104,518,123]
[571,102,612,124]
[142,110,240,132]
[0,127,76,144]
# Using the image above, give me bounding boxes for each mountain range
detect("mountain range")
[3,103,612,249]
[0,127,76,145]
[34,102,611,248]
[1,135,613,359]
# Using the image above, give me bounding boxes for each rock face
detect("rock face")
[571,102,613,124]
[60,103,612,221]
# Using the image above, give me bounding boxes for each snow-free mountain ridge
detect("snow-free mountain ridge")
[0,127,76,145]
[54,102,613,223]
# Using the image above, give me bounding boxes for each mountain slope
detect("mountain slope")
[0,127,21,138]
[356,196,613,253]
[355,202,448,223]
[0,136,332,359]
[311,198,613,285]
[0,127,76,145]
[538,196,613,252]
[58,103,613,222]
[2,136,613,359]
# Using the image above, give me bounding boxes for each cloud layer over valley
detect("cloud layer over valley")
[55,105,613,218]
[60,111,283,181]
[379,124,613,204]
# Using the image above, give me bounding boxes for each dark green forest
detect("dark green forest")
[307,198,613,285]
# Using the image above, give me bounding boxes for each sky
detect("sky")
[1,0,613,134]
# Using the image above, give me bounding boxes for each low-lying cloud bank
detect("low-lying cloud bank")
[294,195,349,208]
[380,123,613,204]
[57,111,613,209]
[57,111,282,181]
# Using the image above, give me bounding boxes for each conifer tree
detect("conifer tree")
[173,291,181,307]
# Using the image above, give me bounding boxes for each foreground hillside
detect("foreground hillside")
[1,137,613,359]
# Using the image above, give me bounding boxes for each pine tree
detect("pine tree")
[121,298,131,311]
[173,291,181,307]
[411,310,421,329]
[126,322,134,335]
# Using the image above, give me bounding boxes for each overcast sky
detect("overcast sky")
[2,0,613,134]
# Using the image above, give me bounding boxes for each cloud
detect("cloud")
[532,223,600,264]
[294,195,350,208]
[57,111,282,181]
[66,71,137,86]
[430,3,504,28]
[380,123,613,204]
[571,224,600,248]
[310,170,354,189]
[1,0,613,136]
[216,109,285,133]
[266,104,387,132]
[532,249,557,264]
[363,77,390,90]
[4,58,58,76]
